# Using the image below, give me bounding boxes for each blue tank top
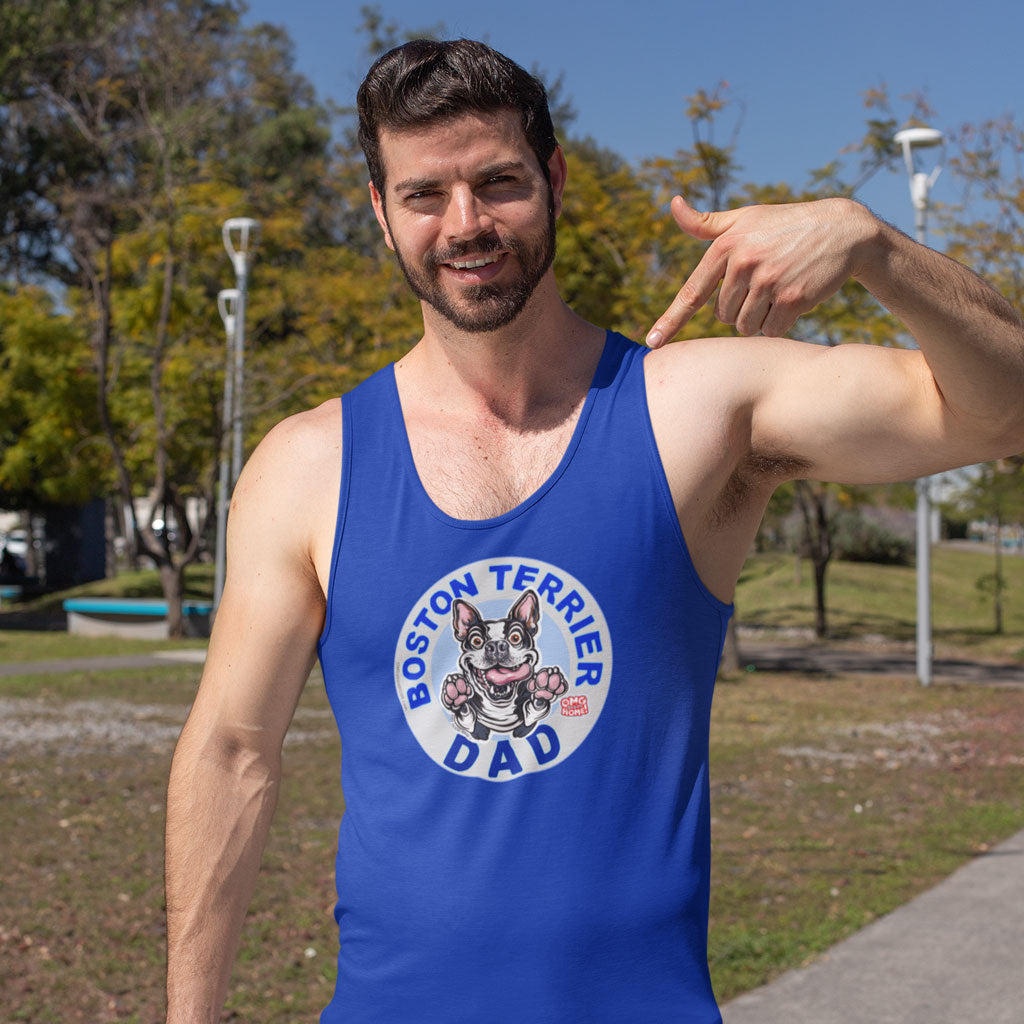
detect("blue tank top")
[317,331,732,1023]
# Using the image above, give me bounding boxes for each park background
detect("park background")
[2,1,1024,1020]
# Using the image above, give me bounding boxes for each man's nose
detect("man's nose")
[444,186,494,241]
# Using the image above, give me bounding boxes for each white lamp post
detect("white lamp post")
[894,126,943,686]
[222,217,260,487]
[213,287,239,610]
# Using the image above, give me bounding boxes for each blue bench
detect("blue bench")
[0,584,23,606]
[63,597,212,639]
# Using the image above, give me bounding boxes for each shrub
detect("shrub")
[834,510,913,566]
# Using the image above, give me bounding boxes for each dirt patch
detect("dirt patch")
[0,697,336,756]
[777,710,973,770]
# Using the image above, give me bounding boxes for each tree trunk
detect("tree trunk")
[994,519,1004,635]
[813,559,828,639]
[794,481,833,639]
[159,561,186,639]
[719,614,741,675]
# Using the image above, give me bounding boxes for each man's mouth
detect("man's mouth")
[445,253,505,271]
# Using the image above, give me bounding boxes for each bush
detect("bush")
[834,510,913,566]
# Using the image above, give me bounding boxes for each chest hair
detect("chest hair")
[408,405,584,520]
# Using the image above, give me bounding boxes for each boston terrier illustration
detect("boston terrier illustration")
[440,589,567,740]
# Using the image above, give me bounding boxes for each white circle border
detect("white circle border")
[393,556,613,782]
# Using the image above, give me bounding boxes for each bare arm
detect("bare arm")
[647,197,1024,483]
[164,407,339,1022]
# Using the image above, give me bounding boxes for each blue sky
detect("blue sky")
[242,0,1022,237]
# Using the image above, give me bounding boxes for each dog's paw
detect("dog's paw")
[441,673,474,711]
[528,667,567,703]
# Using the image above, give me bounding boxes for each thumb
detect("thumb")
[670,195,742,241]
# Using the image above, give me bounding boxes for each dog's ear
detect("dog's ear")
[509,590,540,636]
[452,600,482,642]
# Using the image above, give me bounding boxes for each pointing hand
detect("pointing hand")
[646,196,874,347]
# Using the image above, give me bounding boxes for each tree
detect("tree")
[950,460,1024,634]
[0,287,102,508]
[938,117,1024,635]
[736,92,922,638]
[0,0,335,633]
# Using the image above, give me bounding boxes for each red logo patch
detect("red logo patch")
[560,695,589,717]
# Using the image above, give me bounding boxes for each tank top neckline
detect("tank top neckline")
[386,329,622,531]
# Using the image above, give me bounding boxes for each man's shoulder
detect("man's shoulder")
[642,334,816,401]
[642,335,760,406]
[241,399,343,499]
[229,399,343,566]
[262,397,342,457]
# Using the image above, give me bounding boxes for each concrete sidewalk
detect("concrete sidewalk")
[721,826,1024,1023]
[0,648,207,676]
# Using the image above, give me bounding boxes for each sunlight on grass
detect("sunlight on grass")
[735,548,1024,657]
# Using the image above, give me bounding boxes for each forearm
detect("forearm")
[855,213,1024,444]
[165,726,281,1023]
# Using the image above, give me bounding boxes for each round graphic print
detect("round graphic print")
[394,556,612,781]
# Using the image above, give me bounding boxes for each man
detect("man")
[165,39,1024,1023]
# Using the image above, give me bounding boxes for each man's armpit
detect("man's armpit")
[705,448,811,531]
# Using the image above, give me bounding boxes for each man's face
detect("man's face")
[369,110,565,333]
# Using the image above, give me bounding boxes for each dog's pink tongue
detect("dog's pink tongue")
[485,664,530,686]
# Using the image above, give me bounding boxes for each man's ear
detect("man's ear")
[547,144,568,220]
[369,181,395,251]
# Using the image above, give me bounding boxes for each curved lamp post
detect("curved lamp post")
[213,218,259,612]
[222,218,260,487]
[894,126,943,686]
[214,288,240,609]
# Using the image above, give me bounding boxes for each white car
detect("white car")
[1,529,28,572]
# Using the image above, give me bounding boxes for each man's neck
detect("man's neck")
[399,276,606,431]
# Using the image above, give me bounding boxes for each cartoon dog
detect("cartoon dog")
[440,589,567,740]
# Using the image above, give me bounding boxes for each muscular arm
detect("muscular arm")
[648,197,1024,485]
[165,406,339,1022]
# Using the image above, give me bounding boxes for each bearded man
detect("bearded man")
[165,39,1024,1023]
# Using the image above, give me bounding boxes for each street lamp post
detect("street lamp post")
[222,217,260,486]
[213,218,259,613]
[214,288,239,610]
[894,126,943,686]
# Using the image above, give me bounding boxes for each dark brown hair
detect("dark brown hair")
[357,39,558,195]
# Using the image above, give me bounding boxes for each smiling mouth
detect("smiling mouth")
[470,662,530,701]
[446,254,505,270]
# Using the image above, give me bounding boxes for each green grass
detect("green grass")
[3,664,1024,1019]
[0,565,214,661]
[735,547,1024,658]
[706,671,1024,999]
[2,549,1023,1016]
[1,665,339,1023]
[0,629,208,663]
[7,563,215,615]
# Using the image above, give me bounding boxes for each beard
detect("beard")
[388,200,556,333]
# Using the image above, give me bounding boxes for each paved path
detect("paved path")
[742,640,1024,687]
[6,640,1023,685]
[721,826,1024,1023]
[0,649,207,677]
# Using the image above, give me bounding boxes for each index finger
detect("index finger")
[645,243,727,348]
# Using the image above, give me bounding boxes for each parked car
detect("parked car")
[0,529,28,574]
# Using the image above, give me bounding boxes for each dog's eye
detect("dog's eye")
[469,633,484,649]
[508,627,524,646]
